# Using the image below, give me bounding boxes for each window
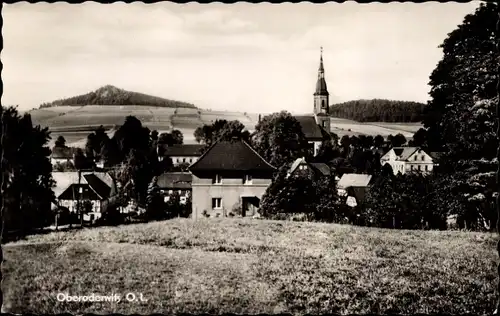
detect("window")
[212,174,222,184]
[421,155,425,161]
[212,198,222,209]
[417,165,421,171]
[183,158,186,163]
[321,100,326,108]
[414,156,417,161]
[244,174,253,184]
[425,165,428,171]
[410,165,413,171]
[189,158,192,163]
[322,121,327,128]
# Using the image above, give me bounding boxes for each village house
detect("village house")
[337,173,373,207]
[380,147,438,175]
[50,146,77,166]
[287,157,330,180]
[52,171,117,221]
[157,144,205,166]
[189,139,276,219]
[157,172,192,204]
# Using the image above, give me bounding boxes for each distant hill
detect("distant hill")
[39,85,197,109]
[329,99,426,123]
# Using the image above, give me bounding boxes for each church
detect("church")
[293,47,332,156]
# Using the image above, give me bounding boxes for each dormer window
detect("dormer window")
[212,174,222,184]
[244,174,252,185]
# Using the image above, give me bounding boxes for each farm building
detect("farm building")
[52,171,117,221]
[157,172,192,204]
[189,139,276,219]
[337,173,373,207]
[380,147,438,175]
[287,157,330,180]
[157,144,205,166]
[50,146,77,166]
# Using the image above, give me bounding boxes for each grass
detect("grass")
[3,218,498,314]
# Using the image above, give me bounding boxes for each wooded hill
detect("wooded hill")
[330,99,426,122]
[39,85,197,109]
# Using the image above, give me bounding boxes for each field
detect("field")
[2,218,497,314]
[27,106,423,148]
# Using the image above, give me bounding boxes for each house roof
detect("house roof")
[337,173,372,189]
[158,144,205,157]
[58,184,101,200]
[157,172,192,189]
[393,147,419,161]
[310,163,331,176]
[288,158,331,177]
[429,152,444,160]
[347,186,369,203]
[189,139,276,172]
[294,116,325,141]
[289,157,307,175]
[51,146,76,159]
[52,171,115,201]
[83,174,112,199]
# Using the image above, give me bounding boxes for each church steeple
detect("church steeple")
[313,46,331,137]
[315,47,329,96]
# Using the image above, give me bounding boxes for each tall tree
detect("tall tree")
[54,135,66,148]
[193,119,250,146]
[252,111,309,168]
[112,116,150,161]
[421,2,497,157]
[1,106,55,237]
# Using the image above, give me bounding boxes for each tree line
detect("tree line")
[329,99,425,122]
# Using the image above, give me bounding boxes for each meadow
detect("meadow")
[2,218,497,314]
[28,106,423,147]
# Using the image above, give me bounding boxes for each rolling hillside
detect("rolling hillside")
[2,218,496,314]
[28,87,422,148]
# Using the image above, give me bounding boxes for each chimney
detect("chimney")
[258,114,261,123]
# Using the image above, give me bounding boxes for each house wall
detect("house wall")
[160,189,191,204]
[58,199,102,214]
[191,174,272,219]
[51,158,73,165]
[168,156,199,166]
[381,148,435,175]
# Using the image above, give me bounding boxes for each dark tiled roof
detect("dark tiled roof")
[157,172,192,189]
[310,163,331,176]
[58,184,101,200]
[189,140,276,172]
[83,174,112,199]
[429,152,444,160]
[158,144,205,157]
[51,146,76,159]
[347,186,369,203]
[315,78,329,96]
[294,116,324,141]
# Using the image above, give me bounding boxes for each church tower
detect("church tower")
[313,47,331,133]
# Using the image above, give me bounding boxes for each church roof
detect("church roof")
[315,78,329,96]
[294,116,325,141]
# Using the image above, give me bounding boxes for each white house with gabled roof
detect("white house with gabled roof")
[380,147,438,175]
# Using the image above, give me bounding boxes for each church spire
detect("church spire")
[314,46,328,96]
[318,46,324,74]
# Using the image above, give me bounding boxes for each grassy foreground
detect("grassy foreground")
[2,218,498,314]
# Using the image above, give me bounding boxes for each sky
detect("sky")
[2,2,481,114]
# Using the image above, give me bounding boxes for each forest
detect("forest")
[329,99,426,122]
